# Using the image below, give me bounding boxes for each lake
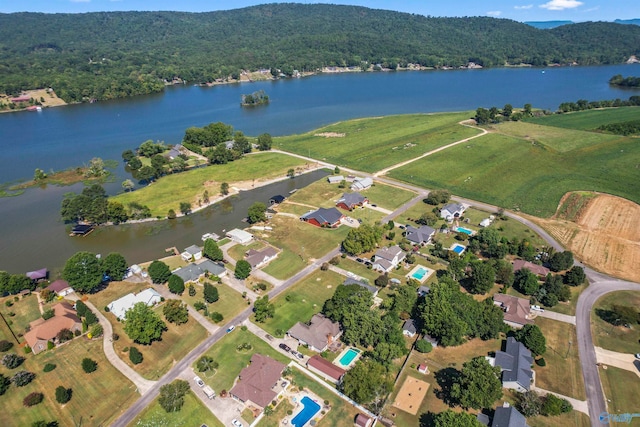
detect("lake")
[0,64,638,273]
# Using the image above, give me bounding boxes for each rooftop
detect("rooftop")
[230,354,286,408]
[495,337,534,391]
[308,355,346,381]
[288,313,341,351]
[493,293,533,326]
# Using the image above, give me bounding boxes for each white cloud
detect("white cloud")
[487,10,502,16]
[584,6,600,12]
[514,5,534,10]
[540,0,584,11]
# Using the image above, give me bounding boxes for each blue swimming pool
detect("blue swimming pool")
[338,348,360,366]
[411,266,429,281]
[452,244,465,254]
[291,396,321,427]
[456,227,473,235]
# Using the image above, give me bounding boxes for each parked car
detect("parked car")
[226,325,235,333]
[635,353,640,359]
[232,419,244,427]
[364,261,372,267]
[279,343,291,352]
[265,334,274,341]
[356,258,363,263]
[531,305,545,312]
[295,352,304,359]
[194,376,205,388]
[371,204,377,207]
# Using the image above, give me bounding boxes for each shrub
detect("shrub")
[74,329,81,337]
[194,301,206,311]
[535,358,546,367]
[90,323,104,338]
[47,341,55,350]
[203,283,219,303]
[56,328,74,343]
[113,333,120,341]
[43,363,56,373]
[81,358,97,373]
[104,306,110,312]
[129,347,143,365]
[12,370,36,386]
[210,312,223,323]
[257,282,267,291]
[55,386,72,404]
[0,374,10,396]
[0,340,13,352]
[415,340,433,353]
[23,345,31,354]
[2,353,25,369]
[541,393,571,416]
[23,392,44,407]
[5,300,13,307]
[42,309,55,320]
[75,300,88,317]
[188,285,196,297]
[329,256,340,265]
[320,263,329,271]
[84,310,98,326]
[241,325,248,331]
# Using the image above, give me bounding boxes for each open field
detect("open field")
[131,391,224,427]
[262,248,306,280]
[388,127,640,217]
[254,270,344,336]
[599,365,640,417]
[0,293,41,341]
[533,193,640,282]
[0,337,137,427]
[526,107,640,131]
[534,317,585,400]
[182,280,248,325]
[274,112,480,172]
[591,291,640,354]
[112,152,307,217]
[361,183,416,211]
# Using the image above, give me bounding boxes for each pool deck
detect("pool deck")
[285,390,327,427]
[449,243,466,255]
[406,264,434,284]
[333,347,361,369]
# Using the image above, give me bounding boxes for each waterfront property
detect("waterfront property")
[245,246,279,269]
[493,293,533,329]
[47,279,74,297]
[227,228,254,245]
[24,302,81,354]
[288,313,342,352]
[450,243,466,255]
[335,347,361,369]
[107,288,162,320]
[406,265,433,284]
[300,207,344,228]
[173,259,226,283]
[181,244,203,261]
[229,353,286,410]
[336,192,368,211]
[26,268,48,281]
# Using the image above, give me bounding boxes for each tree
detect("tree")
[81,358,97,373]
[257,133,272,151]
[548,251,574,272]
[468,262,496,294]
[493,259,514,287]
[416,211,438,226]
[12,370,36,386]
[34,168,47,181]
[179,202,192,215]
[287,168,295,178]
[611,305,638,325]
[86,157,106,177]
[375,273,389,288]
[517,390,543,417]
[450,357,502,409]
[148,260,171,284]
[203,283,219,303]
[188,284,196,296]
[103,252,127,281]
[0,374,9,396]
[515,324,547,356]
[136,165,155,182]
[55,386,72,404]
[434,410,482,427]
[541,394,572,416]
[0,340,13,352]
[127,156,142,170]
[341,359,390,405]
[123,302,166,344]
[42,308,55,320]
[167,274,185,295]
[163,299,189,325]
[2,353,25,369]
[475,107,491,125]
[75,300,89,317]
[523,103,532,116]
[235,260,252,279]
[167,209,176,219]
[62,251,103,293]
[220,182,229,195]
[23,392,44,407]
[513,268,539,295]
[247,202,267,224]
[502,103,513,117]
[415,339,433,353]
[254,295,275,322]
[196,355,219,373]
[203,238,223,261]
[341,224,384,255]
[129,347,143,364]
[232,131,251,153]
[564,266,585,286]
[122,149,135,162]
[158,380,190,413]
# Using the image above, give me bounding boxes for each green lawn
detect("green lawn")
[501,390,590,427]
[534,317,585,400]
[592,291,640,354]
[525,106,640,131]
[254,270,344,336]
[388,129,640,217]
[182,280,248,325]
[227,241,265,262]
[599,365,640,416]
[131,391,224,427]
[0,293,42,340]
[195,328,290,392]
[360,183,416,211]
[286,179,343,209]
[262,248,306,280]
[0,337,137,427]
[275,112,480,172]
[112,152,306,216]
[257,398,295,427]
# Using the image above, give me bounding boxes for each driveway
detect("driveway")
[595,347,640,377]
[534,310,576,325]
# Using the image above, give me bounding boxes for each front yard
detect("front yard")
[131,391,224,427]
[182,280,249,325]
[592,291,640,354]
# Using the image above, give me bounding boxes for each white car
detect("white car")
[231,419,244,427]
[194,376,205,388]
[226,325,236,333]
[531,305,545,312]
[635,353,640,359]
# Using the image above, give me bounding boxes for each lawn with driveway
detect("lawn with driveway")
[592,291,640,354]
[131,391,224,427]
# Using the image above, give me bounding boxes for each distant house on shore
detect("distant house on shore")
[47,279,74,297]
[181,244,203,261]
[226,228,254,244]
[173,260,226,284]
[26,268,48,281]
[11,95,31,103]
[107,288,162,320]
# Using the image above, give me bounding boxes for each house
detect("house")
[440,202,466,221]
[181,244,203,261]
[493,294,533,329]
[351,177,373,191]
[492,337,534,392]
[307,355,346,384]
[71,224,94,235]
[165,144,183,160]
[417,285,430,297]
[173,260,226,283]
[11,95,31,103]
[355,413,374,427]
[512,260,550,278]
[405,225,435,245]
[300,207,344,228]
[229,354,286,409]
[402,319,417,337]
[245,247,279,269]
[372,245,405,273]
[269,195,286,205]
[107,288,162,320]
[492,403,529,427]
[343,278,378,296]
[47,279,74,297]
[197,259,227,277]
[327,175,344,184]
[26,268,48,281]
[417,364,429,374]
[480,218,492,227]
[224,140,235,150]
[24,302,81,354]
[226,228,254,244]
[288,314,342,352]
[422,334,439,348]
[336,192,368,211]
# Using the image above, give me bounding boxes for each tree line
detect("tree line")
[609,74,640,87]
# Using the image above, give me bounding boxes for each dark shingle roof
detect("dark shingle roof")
[337,192,366,208]
[343,278,377,294]
[403,319,417,334]
[492,404,529,427]
[495,337,534,391]
[405,225,435,244]
[301,207,343,225]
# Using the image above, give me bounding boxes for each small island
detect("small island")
[609,74,640,88]
[241,90,269,107]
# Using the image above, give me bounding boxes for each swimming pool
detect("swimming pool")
[452,244,465,254]
[456,227,473,235]
[338,348,360,366]
[411,266,429,281]
[291,396,321,427]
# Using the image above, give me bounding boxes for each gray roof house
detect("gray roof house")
[417,285,431,297]
[336,192,368,211]
[494,337,534,392]
[405,225,436,245]
[181,244,203,261]
[300,207,344,227]
[327,175,344,184]
[350,177,373,191]
[245,247,279,269]
[402,319,417,337]
[373,245,405,273]
[288,314,342,352]
[173,260,226,283]
[440,202,466,221]
[492,403,529,427]
[343,278,378,296]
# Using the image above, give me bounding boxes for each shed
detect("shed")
[355,413,373,427]
[328,175,344,184]
[350,177,373,191]
[269,195,286,205]
[26,268,48,281]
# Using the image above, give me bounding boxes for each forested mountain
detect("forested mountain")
[1,3,639,103]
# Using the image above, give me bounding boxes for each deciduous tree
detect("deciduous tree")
[158,380,190,413]
[515,324,547,356]
[123,302,166,344]
[450,357,502,409]
[234,260,252,280]
[203,238,223,261]
[102,252,127,281]
[257,133,272,151]
[62,251,103,293]
[468,261,496,294]
[168,274,185,295]
[253,295,275,322]
[148,260,171,284]
[247,202,267,224]
[203,283,219,303]
[163,299,189,325]
[55,386,72,404]
[434,410,482,427]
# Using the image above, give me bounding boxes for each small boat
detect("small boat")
[289,189,298,194]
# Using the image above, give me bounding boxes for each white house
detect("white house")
[327,175,344,184]
[402,319,417,337]
[47,279,74,297]
[440,202,466,221]
[226,228,254,244]
[350,177,373,191]
[181,244,203,261]
[372,245,405,273]
[480,218,492,227]
[107,288,162,320]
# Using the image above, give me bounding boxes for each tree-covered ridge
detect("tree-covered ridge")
[0,4,639,102]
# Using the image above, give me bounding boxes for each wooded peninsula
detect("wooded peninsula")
[1,3,639,104]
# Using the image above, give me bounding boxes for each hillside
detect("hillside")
[1,4,639,102]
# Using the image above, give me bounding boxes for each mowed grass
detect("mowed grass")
[526,106,640,131]
[389,130,640,217]
[112,152,306,216]
[592,291,640,354]
[274,112,481,172]
[533,317,585,400]
[361,183,416,211]
[182,280,248,325]
[196,328,289,392]
[131,391,224,427]
[599,365,640,416]
[0,338,137,427]
[262,248,306,280]
[0,293,41,339]
[254,269,344,336]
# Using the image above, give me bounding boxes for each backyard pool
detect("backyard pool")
[291,396,321,427]
[407,265,432,284]
[456,226,474,235]
[337,348,361,367]
[451,244,466,254]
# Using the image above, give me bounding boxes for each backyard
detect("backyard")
[0,293,42,343]
[591,291,640,354]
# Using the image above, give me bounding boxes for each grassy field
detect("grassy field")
[112,152,306,217]
[599,365,640,416]
[131,391,224,427]
[254,270,344,336]
[262,248,306,280]
[274,112,480,172]
[388,128,640,217]
[592,291,640,354]
[0,293,41,340]
[534,317,585,400]
[526,107,640,131]
[195,328,290,392]
[182,280,248,325]
[0,337,137,427]
[361,183,416,211]
[501,390,590,427]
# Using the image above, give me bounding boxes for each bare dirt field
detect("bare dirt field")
[533,192,640,282]
[392,377,429,415]
[1,88,67,110]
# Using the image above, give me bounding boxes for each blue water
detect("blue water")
[452,244,465,254]
[291,396,321,427]
[456,227,473,235]
[339,348,360,366]
[411,267,429,280]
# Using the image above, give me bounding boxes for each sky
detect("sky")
[1,0,638,22]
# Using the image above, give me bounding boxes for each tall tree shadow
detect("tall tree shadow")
[434,367,461,407]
